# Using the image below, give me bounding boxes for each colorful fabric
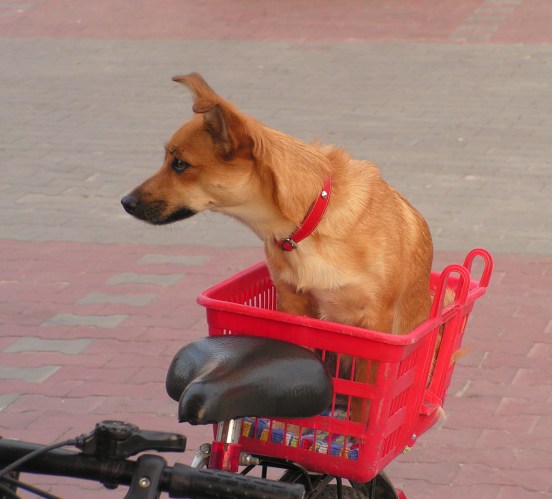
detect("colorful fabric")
[242,409,359,461]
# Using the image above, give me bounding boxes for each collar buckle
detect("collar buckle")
[278,238,298,252]
[275,176,332,252]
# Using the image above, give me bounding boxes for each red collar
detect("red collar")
[276,177,332,251]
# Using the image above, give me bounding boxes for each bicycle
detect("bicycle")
[0,248,493,498]
[0,419,305,498]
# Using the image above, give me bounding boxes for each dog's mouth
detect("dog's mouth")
[121,195,196,225]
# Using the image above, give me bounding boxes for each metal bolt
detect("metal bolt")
[239,452,260,466]
[199,443,211,455]
[321,190,328,199]
[138,477,151,488]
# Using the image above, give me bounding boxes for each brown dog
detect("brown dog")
[121,73,434,423]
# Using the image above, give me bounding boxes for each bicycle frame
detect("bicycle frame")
[187,417,404,499]
[209,419,244,472]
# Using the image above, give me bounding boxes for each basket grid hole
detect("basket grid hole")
[242,280,275,309]
[398,351,418,377]
[389,388,410,417]
[382,426,401,457]
[322,352,374,384]
[318,350,376,423]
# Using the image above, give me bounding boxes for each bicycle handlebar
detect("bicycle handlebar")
[0,438,304,499]
[168,462,304,498]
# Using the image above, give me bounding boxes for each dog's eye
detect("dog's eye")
[172,158,191,173]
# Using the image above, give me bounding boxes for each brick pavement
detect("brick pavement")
[1,1,551,497]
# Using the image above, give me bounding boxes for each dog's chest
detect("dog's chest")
[277,252,350,291]
[267,243,389,329]
[280,257,380,325]
[309,286,377,328]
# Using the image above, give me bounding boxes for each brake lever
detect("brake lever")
[76,420,186,459]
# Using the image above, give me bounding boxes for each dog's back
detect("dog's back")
[265,142,433,336]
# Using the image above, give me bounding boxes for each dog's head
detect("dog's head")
[121,73,256,225]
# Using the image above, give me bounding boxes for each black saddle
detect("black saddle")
[166,336,333,425]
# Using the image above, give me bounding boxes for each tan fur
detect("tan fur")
[122,73,434,423]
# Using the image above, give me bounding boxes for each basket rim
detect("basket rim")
[197,260,488,347]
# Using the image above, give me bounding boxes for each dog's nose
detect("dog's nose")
[121,194,138,214]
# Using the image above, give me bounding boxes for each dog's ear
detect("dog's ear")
[172,73,218,114]
[202,104,237,160]
[173,73,250,160]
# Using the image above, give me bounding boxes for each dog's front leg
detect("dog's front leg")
[351,307,395,426]
[273,279,316,318]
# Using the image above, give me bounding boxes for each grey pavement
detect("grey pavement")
[1,39,551,255]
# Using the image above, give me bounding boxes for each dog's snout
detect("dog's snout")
[121,194,138,214]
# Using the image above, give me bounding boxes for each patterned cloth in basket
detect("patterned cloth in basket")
[242,408,359,461]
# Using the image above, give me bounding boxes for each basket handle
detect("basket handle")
[429,264,471,320]
[463,248,494,288]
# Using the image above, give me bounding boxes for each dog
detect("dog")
[121,73,434,423]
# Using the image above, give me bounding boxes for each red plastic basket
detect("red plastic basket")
[197,249,493,482]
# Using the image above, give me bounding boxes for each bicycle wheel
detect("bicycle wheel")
[313,484,367,498]
[350,471,399,499]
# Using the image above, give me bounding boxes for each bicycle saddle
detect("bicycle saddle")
[166,336,333,425]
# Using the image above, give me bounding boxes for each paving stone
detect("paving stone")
[485,0,524,4]
[453,463,550,493]
[77,292,156,306]
[42,313,128,329]
[137,254,210,266]
[10,394,105,415]
[0,366,60,382]
[512,368,551,386]
[496,486,546,499]
[47,365,139,384]
[0,393,19,411]
[527,342,552,359]
[3,337,92,354]
[106,272,184,287]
